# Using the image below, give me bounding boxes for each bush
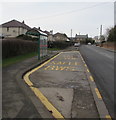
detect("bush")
[17,34,38,41]
[2,39,38,59]
[85,38,95,44]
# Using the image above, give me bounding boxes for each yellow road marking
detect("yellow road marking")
[55,66,59,70]
[84,64,87,67]
[23,53,65,119]
[51,66,55,70]
[106,115,112,120]
[44,65,77,71]
[74,62,80,65]
[60,66,67,71]
[61,62,65,65]
[64,57,76,60]
[59,61,65,65]
[30,87,65,119]
[75,62,77,65]
[23,72,33,86]
[87,69,90,73]
[95,88,102,99]
[69,62,71,65]
[44,66,51,70]
[51,61,56,64]
[51,61,66,65]
[50,61,79,66]
[30,53,62,73]
[89,76,94,82]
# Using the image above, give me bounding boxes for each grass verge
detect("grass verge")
[2,52,38,67]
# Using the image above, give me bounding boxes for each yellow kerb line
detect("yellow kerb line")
[23,53,65,119]
[30,87,65,119]
[90,76,94,82]
[87,69,90,73]
[30,53,61,74]
[24,73,33,86]
[84,64,87,67]
[95,88,102,99]
[106,115,112,120]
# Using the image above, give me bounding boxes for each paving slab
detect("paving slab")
[39,87,73,118]
[2,50,58,119]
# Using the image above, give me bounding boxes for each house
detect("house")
[69,37,76,42]
[47,30,55,42]
[48,32,70,42]
[75,34,88,43]
[0,19,31,37]
[48,34,55,42]
[26,27,48,37]
[53,32,69,42]
[93,36,100,43]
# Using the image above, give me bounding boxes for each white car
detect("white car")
[74,43,80,47]
[0,34,5,39]
[88,42,91,45]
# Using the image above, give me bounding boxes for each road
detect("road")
[79,45,114,118]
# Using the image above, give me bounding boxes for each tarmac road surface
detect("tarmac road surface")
[79,45,115,118]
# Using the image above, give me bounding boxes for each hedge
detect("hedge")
[48,41,73,49]
[2,39,38,59]
[16,34,38,41]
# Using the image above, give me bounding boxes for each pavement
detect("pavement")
[2,46,111,119]
[98,45,116,53]
[2,50,58,119]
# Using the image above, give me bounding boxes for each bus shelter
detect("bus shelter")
[26,28,48,59]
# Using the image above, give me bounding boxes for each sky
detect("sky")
[0,0,115,37]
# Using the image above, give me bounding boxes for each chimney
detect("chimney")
[50,30,53,34]
[22,20,25,24]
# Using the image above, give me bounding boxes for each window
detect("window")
[7,27,9,32]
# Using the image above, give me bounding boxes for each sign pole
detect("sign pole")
[38,35,40,60]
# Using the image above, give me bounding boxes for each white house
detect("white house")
[0,19,31,37]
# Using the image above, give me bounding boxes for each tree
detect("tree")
[86,38,95,44]
[107,26,116,42]
[100,35,105,41]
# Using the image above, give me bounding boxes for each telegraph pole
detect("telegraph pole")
[71,29,72,41]
[100,25,102,38]
[100,25,103,46]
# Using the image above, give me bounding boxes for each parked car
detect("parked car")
[0,34,5,39]
[74,43,80,47]
[88,42,91,45]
